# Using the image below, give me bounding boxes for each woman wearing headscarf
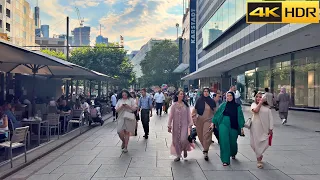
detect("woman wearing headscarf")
[277,87,290,125]
[211,92,245,166]
[192,88,216,161]
[250,92,274,169]
[168,90,194,162]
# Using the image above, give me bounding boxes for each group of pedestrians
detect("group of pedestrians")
[111,86,290,169]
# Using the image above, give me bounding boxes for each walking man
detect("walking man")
[154,89,165,116]
[111,90,118,122]
[138,88,153,139]
[189,90,195,106]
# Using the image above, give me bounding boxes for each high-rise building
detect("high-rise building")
[72,26,90,46]
[0,0,37,49]
[127,50,138,61]
[58,34,73,45]
[34,6,39,28]
[182,0,320,110]
[96,35,108,45]
[35,37,67,55]
[35,28,41,37]
[41,24,49,38]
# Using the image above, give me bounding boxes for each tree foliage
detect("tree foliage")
[140,40,180,87]
[69,43,135,88]
[41,49,66,60]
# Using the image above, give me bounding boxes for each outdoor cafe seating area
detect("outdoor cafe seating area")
[0,39,114,168]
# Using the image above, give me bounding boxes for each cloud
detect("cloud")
[73,0,100,8]
[96,0,182,50]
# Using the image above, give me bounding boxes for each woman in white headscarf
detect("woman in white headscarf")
[277,87,290,125]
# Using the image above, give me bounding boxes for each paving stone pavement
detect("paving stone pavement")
[5,107,320,180]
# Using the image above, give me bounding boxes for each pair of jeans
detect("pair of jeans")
[156,103,163,115]
[111,106,118,119]
[140,109,150,136]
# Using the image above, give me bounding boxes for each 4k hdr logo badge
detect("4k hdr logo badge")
[246,1,319,23]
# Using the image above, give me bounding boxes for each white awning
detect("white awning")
[173,63,189,73]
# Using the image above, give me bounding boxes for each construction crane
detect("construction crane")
[75,7,84,46]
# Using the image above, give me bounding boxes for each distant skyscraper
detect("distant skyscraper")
[96,35,108,45]
[34,6,40,28]
[58,34,73,45]
[35,28,41,37]
[41,25,49,38]
[72,26,91,46]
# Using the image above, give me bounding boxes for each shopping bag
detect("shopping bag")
[269,134,273,146]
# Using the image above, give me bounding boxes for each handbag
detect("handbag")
[123,111,135,121]
[244,117,252,129]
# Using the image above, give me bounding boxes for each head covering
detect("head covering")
[223,92,240,130]
[195,88,216,116]
[280,87,286,94]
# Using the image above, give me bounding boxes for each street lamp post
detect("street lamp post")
[176,23,179,39]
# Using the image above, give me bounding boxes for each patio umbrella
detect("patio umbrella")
[0,40,72,115]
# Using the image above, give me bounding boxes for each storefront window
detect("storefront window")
[293,50,315,107]
[256,59,271,92]
[313,48,320,108]
[272,55,291,95]
[245,69,256,103]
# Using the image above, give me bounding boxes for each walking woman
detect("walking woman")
[250,92,274,168]
[277,87,290,125]
[192,88,216,160]
[116,90,137,153]
[163,92,171,114]
[130,92,140,136]
[211,92,245,166]
[168,90,194,162]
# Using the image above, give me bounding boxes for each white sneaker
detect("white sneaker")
[282,119,287,125]
[122,148,128,153]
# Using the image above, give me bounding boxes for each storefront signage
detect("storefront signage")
[189,0,197,73]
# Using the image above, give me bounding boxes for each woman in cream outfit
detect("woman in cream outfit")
[116,89,137,153]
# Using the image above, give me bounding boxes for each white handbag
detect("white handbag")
[244,117,252,129]
[123,111,135,121]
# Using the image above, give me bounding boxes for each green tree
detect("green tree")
[41,49,66,60]
[69,43,135,88]
[140,40,181,87]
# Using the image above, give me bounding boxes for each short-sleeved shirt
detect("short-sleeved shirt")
[139,95,153,110]
[58,105,71,113]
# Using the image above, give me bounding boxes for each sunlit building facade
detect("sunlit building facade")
[182,0,320,110]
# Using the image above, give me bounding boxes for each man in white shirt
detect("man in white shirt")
[111,91,118,121]
[154,90,165,116]
[188,91,195,106]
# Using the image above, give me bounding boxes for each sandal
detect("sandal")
[174,157,181,162]
[257,161,263,169]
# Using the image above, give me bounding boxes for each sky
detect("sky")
[27,0,184,51]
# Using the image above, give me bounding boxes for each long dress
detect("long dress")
[115,98,137,134]
[168,103,194,157]
[212,102,245,164]
[196,103,214,152]
[277,93,290,119]
[250,103,274,158]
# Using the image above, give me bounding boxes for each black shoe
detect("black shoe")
[143,135,148,139]
[101,120,104,126]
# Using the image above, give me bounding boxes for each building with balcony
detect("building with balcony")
[182,0,320,110]
[0,0,37,50]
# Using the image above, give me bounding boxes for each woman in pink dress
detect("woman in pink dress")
[168,90,194,161]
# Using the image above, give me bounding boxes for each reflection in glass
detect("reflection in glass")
[202,0,246,48]
[245,69,256,103]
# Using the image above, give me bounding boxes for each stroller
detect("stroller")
[89,106,104,126]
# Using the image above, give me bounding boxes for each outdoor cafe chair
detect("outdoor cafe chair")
[0,126,29,168]
[67,109,84,133]
[42,113,60,140]
[47,105,58,114]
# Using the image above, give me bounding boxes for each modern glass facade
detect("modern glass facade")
[227,46,320,108]
[202,0,246,48]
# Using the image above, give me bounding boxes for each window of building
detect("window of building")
[272,54,291,95]
[0,4,2,13]
[23,6,26,14]
[6,9,10,18]
[23,31,26,38]
[16,0,20,10]
[6,0,11,4]
[23,19,26,27]
[0,19,2,28]
[6,23,10,32]
[202,0,246,48]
